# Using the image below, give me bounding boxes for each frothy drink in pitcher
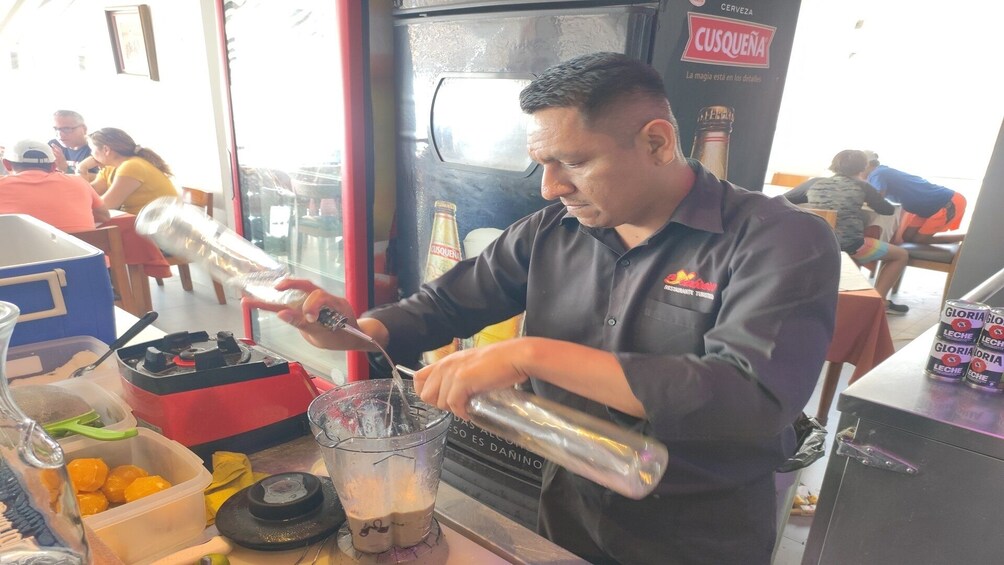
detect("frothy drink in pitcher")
[341,476,436,553]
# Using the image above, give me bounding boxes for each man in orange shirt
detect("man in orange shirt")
[0,139,109,232]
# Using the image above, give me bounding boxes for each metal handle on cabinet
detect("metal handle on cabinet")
[835,427,919,475]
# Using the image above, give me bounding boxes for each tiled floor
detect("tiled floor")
[146,260,949,565]
[147,265,245,336]
[773,266,947,565]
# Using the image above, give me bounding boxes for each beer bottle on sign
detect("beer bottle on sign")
[422,200,462,364]
[462,227,524,348]
[690,105,734,180]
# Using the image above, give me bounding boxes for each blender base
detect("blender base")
[336,519,444,563]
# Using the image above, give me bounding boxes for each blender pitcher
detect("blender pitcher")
[0,302,89,563]
[308,380,451,554]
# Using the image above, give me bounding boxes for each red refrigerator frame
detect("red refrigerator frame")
[217,1,371,382]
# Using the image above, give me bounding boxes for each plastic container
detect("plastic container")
[0,214,115,346]
[4,335,122,395]
[62,428,212,564]
[49,378,137,449]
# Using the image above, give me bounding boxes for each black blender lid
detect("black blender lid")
[216,472,345,551]
[116,331,290,395]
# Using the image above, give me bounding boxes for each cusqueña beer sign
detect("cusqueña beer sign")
[659,0,800,192]
[681,13,776,68]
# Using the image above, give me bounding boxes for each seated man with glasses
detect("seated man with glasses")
[48,109,100,181]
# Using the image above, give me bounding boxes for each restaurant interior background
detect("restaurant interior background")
[1,0,1002,321]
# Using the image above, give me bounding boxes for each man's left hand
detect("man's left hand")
[413,340,532,420]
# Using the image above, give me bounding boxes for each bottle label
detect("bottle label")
[423,201,463,363]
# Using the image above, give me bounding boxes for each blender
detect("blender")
[308,379,452,558]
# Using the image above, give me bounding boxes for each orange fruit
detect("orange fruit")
[76,491,109,516]
[101,464,150,504]
[66,458,109,493]
[124,475,172,503]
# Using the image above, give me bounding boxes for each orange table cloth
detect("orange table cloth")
[815,256,896,424]
[828,287,895,382]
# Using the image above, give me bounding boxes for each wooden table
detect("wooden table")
[815,254,896,424]
[100,212,171,315]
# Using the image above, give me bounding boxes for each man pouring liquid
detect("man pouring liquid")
[247,53,839,565]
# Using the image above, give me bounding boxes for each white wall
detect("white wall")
[949,121,1004,302]
[0,0,233,225]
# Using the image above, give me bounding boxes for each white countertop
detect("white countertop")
[114,306,167,343]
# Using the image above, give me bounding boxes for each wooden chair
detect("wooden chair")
[155,187,228,304]
[799,206,838,229]
[893,240,963,303]
[771,172,813,188]
[69,225,138,315]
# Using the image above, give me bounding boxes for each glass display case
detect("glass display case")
[223,1,349,379]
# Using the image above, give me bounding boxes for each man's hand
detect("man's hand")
[413,341,532,420]
[414,337,645,420]
[49,143,69,173]
[241,278,382,351]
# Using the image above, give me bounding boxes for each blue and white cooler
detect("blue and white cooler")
[0,214,115,346]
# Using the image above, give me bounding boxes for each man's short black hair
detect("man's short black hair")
[519,52,671,127]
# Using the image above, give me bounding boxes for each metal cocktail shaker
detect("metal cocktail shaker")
[395,366,667,500]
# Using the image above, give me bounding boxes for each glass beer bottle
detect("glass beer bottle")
[690,105,734,180]
[422,201,462,364]
[462,228,524,348]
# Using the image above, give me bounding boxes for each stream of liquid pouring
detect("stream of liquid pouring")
[314,307,418,433]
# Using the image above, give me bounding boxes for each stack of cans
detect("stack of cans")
[925,300,988,384]
[964,307,1004,392]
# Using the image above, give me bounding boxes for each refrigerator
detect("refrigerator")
[221,0,802,529]
[390,0,802,528]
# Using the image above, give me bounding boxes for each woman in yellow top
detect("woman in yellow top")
[79,128,178,214]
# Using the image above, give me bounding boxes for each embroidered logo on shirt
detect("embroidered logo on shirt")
[664,269,719,300]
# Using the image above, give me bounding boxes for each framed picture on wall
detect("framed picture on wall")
[105,5,159,81]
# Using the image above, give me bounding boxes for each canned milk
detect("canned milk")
[963,345,1004,392]
[937,299,990,343]
[977,308,1004,352]
[925,339,974,382]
